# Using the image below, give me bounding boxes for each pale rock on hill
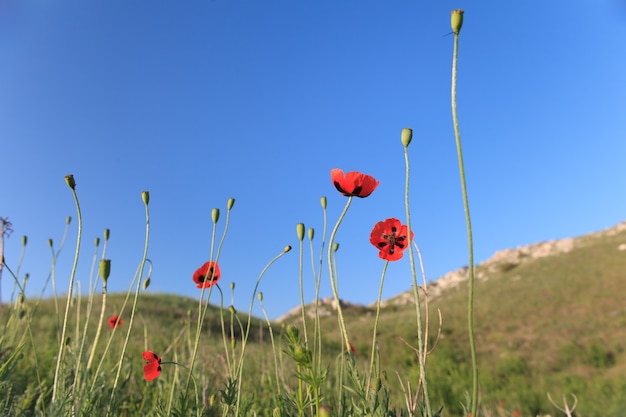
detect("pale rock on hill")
[277,220,626,321]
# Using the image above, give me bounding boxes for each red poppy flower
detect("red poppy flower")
[347,342,356,354]
[193,261,221,289]
[107,315,123,329]
[330,169,379,198]
[369,218,413,261]
[142,351,162,381]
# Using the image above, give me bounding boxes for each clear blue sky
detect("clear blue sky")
[2,1,626,319]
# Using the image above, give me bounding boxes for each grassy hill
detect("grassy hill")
[1,222,625,416]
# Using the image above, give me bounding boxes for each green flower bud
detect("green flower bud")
[258,292,263,302]
[64,174,76,190]
[308,227,314,241]
[143,277,151,290]
[94,237,100,247]
[141,191,150,205]
[21,235,27,246]
[230,282,235,290]
[451,9,464,35]
[286,324,300,342]
[227,197,235,211]
[212,208,220,224]
[66,216,71,225]
[296,223,305,241]
[104,228,110,241]
[48,238,53,248]
[284,245,292,253]
[99,259,111,283]
[23,273,29,282]
[333,242,340,252]
[228,305,237,315]
[320,196,327,210]
[401,128,413,147]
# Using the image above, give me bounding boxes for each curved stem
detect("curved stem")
[107,195,150,415]
[367,260,388,393]
[404,146,432,416]
[452,29,478,416]
[327,197,353,352]
[52,186,82,402]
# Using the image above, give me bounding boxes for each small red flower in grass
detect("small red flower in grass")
[330,169,379,198]
[369,218,413,261]
[107,315,123,329]
[347,342,356,354]
[193,261,221,289]
[142,351,162,381]
[513,411,520,417]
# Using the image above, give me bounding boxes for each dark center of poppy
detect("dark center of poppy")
[199,267,217,283]
[382,226,407,255]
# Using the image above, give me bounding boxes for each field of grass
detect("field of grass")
[2,223,625,416]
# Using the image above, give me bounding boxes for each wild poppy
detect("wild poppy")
[107,315,123,329]
[193,261,221,289]
[142,351,162,381]
[369,218,413,261]
[330,169,379,198]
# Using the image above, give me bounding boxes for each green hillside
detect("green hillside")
[1,223,625,416]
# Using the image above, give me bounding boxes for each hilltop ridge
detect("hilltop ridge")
[278,220,626,320]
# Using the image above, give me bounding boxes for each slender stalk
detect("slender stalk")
[107,192,150,415]
[367,261,389,393]
[327,197,353,352]
[451,14,479,416]
[52,178,82,402]
[403,145,432,416]
[235,246,291,414]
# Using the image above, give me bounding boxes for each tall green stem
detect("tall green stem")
[107,191,150,415]
[403,144,432,416]
[52,176,82,402]
[327,197,353,352]
[451,11,479,416]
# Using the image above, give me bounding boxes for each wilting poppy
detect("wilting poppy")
[107,315,123,329]
[193,261,221,289]
[369,218,413,261]
[142,351,162,381]
[330,169,379,198]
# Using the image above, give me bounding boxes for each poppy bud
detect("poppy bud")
[333,242,340,252]
[48,239,53,248]
[320,196,327,210]
[104,228,110,241]
[451,9,464,35]
[286,325,300,342]
[141,191,150,205]
[212,208,220,224]
[143,277,151,290]
[228,305,237,315]
[230,282,235,290]
[99,259,111,284]
[308,228,314,241]
[24,273,29,282]
[21,235,27,246]
[258,292,263,302]
[401,128,413,147]
[66,216,72,225]
[227,198,235,211]
[94,237,100,247]
[64,174,76,190]
[284,245,292,253]
[296,223,305,241]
